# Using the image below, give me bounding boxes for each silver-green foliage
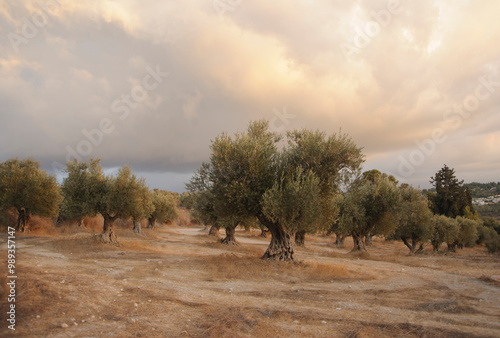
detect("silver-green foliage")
[0,158,61,231]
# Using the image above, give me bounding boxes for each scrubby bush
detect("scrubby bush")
[447,216,479,251]
[390,185,433,254]
[430,215,459,252]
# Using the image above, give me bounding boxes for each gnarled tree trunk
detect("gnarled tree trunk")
[401,237,425,255]
[431,240,440,252]
[334,233,345,247]
[351,231,367,252]
[221,226,237,245]
[99,214,118,244]
[208,225,220,236]
[259,216,295,261]
[133,218,145,236]
[365,233,373,246]
[16,208,31,233]
[147,217,156,229]
[295,230,306,247]
[447,242,457,252]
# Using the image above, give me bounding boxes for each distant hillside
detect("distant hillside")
[466,182,500,220]
[465,182,500,198]
[422,182,500,220]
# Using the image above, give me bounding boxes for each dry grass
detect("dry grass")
[304,261,374,281]
[82,215,104,232]
[2,223,499,338]
[48,234,119,255]
[197,307,282,338]
[27,215,56,236]
[199,254,373,283]
[176,208,192,226]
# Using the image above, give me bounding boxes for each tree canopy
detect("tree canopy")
[428,165,475,218]
[148,189,178,228]
[391,185,433,254]
[336,170,401,252]
[61,159,102,224]
[0,158,61,232]
[61,160,153,243]
[187,120,364,260]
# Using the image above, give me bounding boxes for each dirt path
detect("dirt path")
[1,225,499,337]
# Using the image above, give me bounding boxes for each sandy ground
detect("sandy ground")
[0,223,499,337]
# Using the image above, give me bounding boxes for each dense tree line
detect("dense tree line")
[0,158,178,243]
[1,121,499,255]
[186,122,500,257]
[465,182,500,198]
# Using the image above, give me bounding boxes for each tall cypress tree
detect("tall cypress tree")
[428,165,474,218]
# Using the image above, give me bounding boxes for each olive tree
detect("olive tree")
[0,158,61,232]
[187,162,223,238]
[61,160,150,243]
[61,159,101,226]
[128,178,154,236]
[98,165,151,243]
[430,215,459,252]
[447,216,479,251]
[391,185,433,254]
[262,168,321,249]
[285,129,364,246]
[147,189,178,229]
[336,171,401,252]
[189,120,363,260]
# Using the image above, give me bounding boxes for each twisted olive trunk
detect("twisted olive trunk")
[133,218,145,236]
[295,230,306,247]
[365,233,373,246]
[259,215,295,261]
[99,213,118,244]
[351,231,367,252]
[147,217,156,229]
[209,225,220,236]
[16,208,31,233]
[335,233,345,247]
[221,225,237,245]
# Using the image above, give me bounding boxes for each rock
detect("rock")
[61,323,69,328]
[321,320,327,324]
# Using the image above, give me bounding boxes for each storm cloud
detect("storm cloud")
[1,0,499,192]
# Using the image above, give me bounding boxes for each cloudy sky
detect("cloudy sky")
[1,0,499,192]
